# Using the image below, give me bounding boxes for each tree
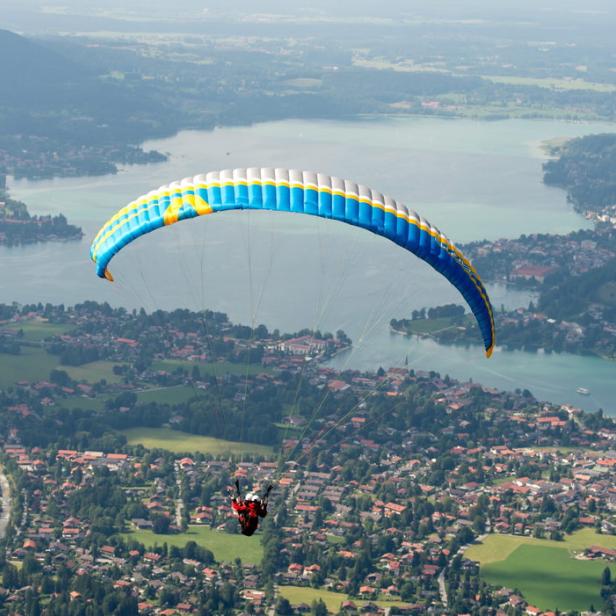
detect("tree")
[601,566,611,586]
[311,599,328,616]
[275,597,293,615]
[152,514,171,534]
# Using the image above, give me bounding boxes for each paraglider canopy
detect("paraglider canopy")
[90,167,495,356]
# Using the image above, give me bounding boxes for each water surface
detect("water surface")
[5,116,616,412]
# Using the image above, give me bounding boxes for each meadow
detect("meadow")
[481,544,607,612]
[0,347,57,388]
[134,385,201,405]
[483,75,616,93]
[0,344,121,389]
[123,525,263,564]
[2,320,73,341]
[466,530,616,612]
[64,361,122,384]
[153,359,267,377]
[120,427,274,457]
[465,528,616,564]
[60,385,203,412]
[397,317,458,335]
[277,585,413,612]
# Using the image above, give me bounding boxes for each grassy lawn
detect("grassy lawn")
[277,585,413,612]
[274,422,302,431]
[59,396,107,412]
[394,315,475,337]
[120,427,274,457]
[530,445,583,455]
[492,475,517,487]
[466,530,616,612]
[466,529,616,565]
[153,359,268,377]
[123,525,263,564]
[2,320,73,342]
[0,347,57,388]
[64,361,122,384]
[136,385,201,405]
[482,544,607,612]
[60,385,204,411]
[482,75,616,93]
[400,317,458,335]
[0,343,123,388]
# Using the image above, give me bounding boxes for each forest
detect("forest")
[544,133,616,212]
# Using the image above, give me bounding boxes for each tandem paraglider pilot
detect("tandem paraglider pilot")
[231,480,272,536]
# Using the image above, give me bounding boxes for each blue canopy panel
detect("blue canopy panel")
[90,168,495,356]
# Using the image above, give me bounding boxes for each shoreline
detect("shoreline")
[9,114,616,186]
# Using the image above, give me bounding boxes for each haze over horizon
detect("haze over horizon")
[3,0,616,33]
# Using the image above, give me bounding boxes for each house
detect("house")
[242,590,265,606]
[384,502,406,516]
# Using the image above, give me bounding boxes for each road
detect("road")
[438,533,487,609]
[174,464,185,528]
[437,568,448,608]
[0,468,12,540]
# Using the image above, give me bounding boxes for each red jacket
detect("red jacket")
[232,498,267,536]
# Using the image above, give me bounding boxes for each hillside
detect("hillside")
[0,29,172,177]
[0,29,170,139]
[0,29,90,106]
[543,133,616,213]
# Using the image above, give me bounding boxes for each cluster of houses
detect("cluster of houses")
[3,399,616,614]
[1,306,616,612]
[466,232,615,286]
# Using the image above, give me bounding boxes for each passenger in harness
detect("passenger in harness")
[231,480,272,536]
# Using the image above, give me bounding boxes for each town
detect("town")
[0,303,616,614]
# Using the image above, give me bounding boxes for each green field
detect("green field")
[466,529,616,564]
[123,525,263,564]
[482,544,607,612]
[121,427,274,457]
[59,396,107,412]
[0,347,57,388]
[466,530,616,612]
[136,385,201,405]
[2,321,73,342]
[0,342,123,388]
[153,359,267,377]
[64,361,122,384]
[277,586,413,612]
[492,475,517,487]
[394,315,473,337]
[60,385,201,412]
[531,446,583,454]
[399,317,457,335]
[483,75,616,92]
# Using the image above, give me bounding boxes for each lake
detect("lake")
[5,116,616,412]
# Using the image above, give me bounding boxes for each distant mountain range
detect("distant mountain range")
[0,29,176,149]
[0,28,91,107]
[0,29,178,178]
